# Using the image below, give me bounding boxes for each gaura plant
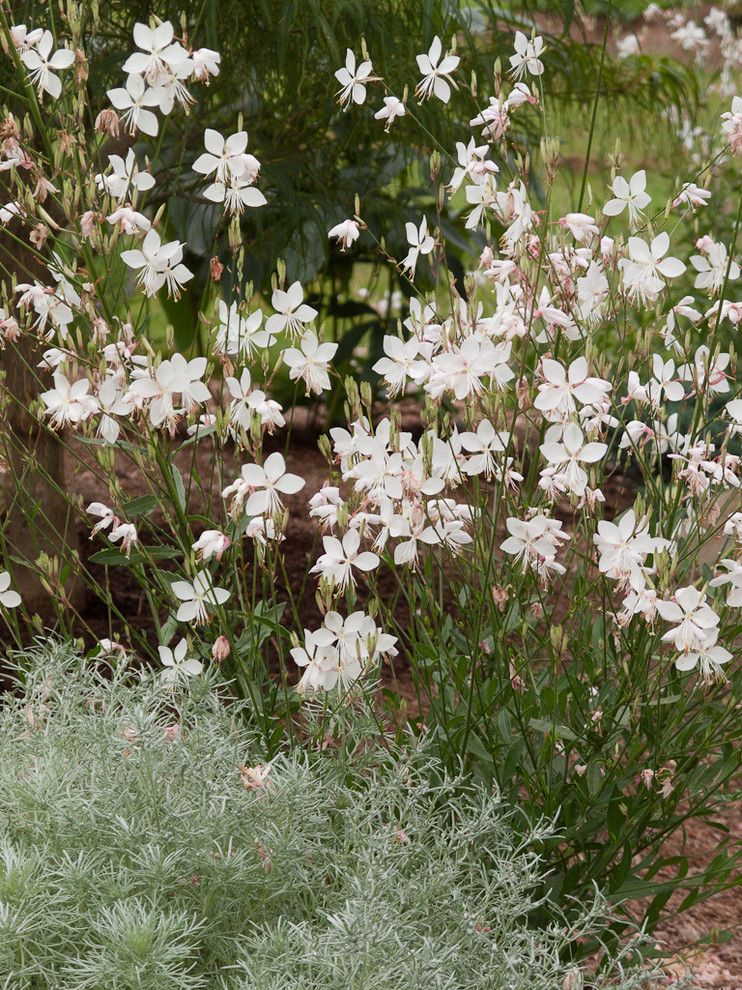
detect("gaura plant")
[0,2,739,942]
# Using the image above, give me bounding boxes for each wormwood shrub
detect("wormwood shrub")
[0,644,667,990]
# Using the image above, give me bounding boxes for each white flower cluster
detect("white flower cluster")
[290,610,397,692]
[1,12,740,701]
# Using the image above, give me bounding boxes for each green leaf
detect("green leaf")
[122,494,159,518]
[171,464,187,512]
[528,718,577,741]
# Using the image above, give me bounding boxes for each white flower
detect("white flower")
[603,170,651,225]
[223,452,304,518]
[0,202,20,225]
[96,377,130,443]
[690,241,739,295]
[21,30,74,100]
[616,34,640,58]
[96,148,155,200]
[40,372,98,428]
[128,353,210,428]
[266,281,317,337]
[678,345,730,395]
[171,571,230,625]
[618,232,685,303]
[107,74,163,137]
[500,513,569,578]
[460,420,509,479]
[283,331,337,395]
[334,49,374,109]
[215,300,275,357]
[674,637,732,682]
[159,638,204,682]
[328,218,360,251]
[204,134,260,182]
[656,586,719,654]
[123,21,189,82]
[192,47,221,81]
[415,36,460,103]
[87,501,116,536]
[205,174,266,214]
[426,338,513,401]
[710,559,742,607]
[374,96,406,130]
[540,423,607,497]
[120,228,193,298]
[535,357,611,421]
[509,31,545,80]
[372,336,426,397]
[0,571,21,610]
[401,216,435,276]
[311,529,380,592]
[593,509,661,585]
[10,24,43,51]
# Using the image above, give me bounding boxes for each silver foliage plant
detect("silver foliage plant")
[0,643,672,990]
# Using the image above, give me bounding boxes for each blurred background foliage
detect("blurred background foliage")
[4,0,703,399]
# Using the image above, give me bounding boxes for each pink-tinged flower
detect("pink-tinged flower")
[672,182,710,210]
[558,212,599,243]
[171,571,230,625]
[192,529,231,562]
[109,521,138,556]
[721,96,742,155]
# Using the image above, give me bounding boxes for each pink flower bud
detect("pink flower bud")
[212,635,230,663]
